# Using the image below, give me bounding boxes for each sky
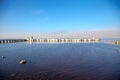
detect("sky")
[0,0,120,38]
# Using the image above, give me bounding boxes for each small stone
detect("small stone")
[2,56,5,59]
[19,60,26,64]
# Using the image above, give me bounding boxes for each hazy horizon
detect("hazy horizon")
[0,28,120,39]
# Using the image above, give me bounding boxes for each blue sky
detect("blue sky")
[0,0,120,38]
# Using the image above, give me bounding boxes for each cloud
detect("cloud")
[31,10,48,21]
[0,27,119,39]
[34,28,120,39]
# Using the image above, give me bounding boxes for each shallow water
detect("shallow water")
[0,42,120,80]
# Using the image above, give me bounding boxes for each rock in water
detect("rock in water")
[2,56,5,59]
[19,60,26,64]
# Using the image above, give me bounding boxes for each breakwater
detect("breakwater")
[0,39,27,44]
[0,38,100,44]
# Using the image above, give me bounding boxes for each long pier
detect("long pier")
[0,37,100,44]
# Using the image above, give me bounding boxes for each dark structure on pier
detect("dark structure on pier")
[0,39,27,44]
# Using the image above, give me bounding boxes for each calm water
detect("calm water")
[0,42,120,80]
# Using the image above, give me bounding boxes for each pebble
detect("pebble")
[2,56,5,59]
[19,60,26,64]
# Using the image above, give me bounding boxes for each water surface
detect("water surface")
[0,42,120,80]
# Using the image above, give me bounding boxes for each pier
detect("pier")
[0,37,100,44]
[28,37,100,43]
[0,39,27,44]
[115,40,120,45]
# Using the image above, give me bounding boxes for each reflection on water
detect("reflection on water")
[0,42,120,80]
